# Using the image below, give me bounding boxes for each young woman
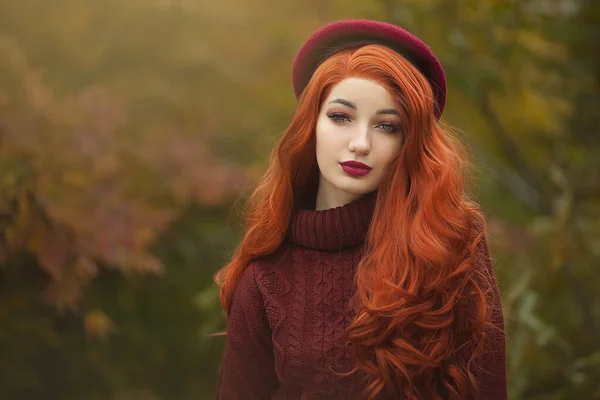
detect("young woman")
[213,19,507,400]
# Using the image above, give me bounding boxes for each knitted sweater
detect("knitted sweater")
[216,191,507,399]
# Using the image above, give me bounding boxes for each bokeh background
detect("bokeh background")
[0,0,598,399]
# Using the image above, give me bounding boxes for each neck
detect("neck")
[315,188,363,211]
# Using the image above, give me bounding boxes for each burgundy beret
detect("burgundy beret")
[292,19,447,119]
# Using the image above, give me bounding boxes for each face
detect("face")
[314,77,404,209]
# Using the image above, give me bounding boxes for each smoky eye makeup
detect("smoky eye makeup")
[373,114,402,132]
[329,113,348,121]
[326,109,351,121]
[326,110,403,132]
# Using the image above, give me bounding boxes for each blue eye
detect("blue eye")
[327,113,399,133]
[328,113,350,123]
[378,123,398,132]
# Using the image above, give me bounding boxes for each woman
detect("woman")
[213,19,507,400]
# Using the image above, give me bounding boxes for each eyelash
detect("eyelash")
[327,113,399,133]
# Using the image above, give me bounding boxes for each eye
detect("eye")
[377,122,399,132]
[327,112,350,123]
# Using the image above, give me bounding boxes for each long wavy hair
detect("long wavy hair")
[214,44,499,399]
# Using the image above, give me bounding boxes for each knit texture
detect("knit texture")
[216,192,507,400]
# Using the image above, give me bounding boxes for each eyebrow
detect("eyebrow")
[328,98,400,116]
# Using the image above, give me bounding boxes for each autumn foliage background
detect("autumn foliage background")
[0,1,598,399]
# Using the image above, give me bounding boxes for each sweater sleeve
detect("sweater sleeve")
[472,232,508,400]
[216,262,279,400]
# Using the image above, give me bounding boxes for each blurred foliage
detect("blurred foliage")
[0,0,598,399]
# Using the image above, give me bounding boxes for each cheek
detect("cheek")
[315,122,343,156]
[378,137,403,166]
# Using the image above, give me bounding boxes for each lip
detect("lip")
[339,160,372,177]
[340,160,372,170]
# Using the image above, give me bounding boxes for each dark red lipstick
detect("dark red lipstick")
[339,160,372,177]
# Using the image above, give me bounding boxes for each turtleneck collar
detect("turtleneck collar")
[287,190,378,251]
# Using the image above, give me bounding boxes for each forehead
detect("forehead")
[325,77,396,106]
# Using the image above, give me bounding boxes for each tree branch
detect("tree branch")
[467,135,545,212]
[478,89,550,211]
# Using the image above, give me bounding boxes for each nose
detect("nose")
[348,126,371,155]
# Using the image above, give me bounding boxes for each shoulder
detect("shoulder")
[231,262,261,311]
[249,244,294,299]
[237,244,290,289]
[237,246,293,333]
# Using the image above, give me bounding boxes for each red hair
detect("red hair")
[214,44,499,399]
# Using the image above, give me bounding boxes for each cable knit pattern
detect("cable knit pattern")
[286,248,308,385]
[216,191,507,400]
[255,262,290,380]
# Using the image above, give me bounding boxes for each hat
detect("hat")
[292,19,447,119]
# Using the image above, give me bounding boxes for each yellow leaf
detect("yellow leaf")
[62,170,87,187]
[84,309,116,341]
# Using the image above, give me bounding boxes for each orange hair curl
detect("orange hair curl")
[214,44,500,399]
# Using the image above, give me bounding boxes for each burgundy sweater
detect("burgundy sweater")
[216,192,507,399]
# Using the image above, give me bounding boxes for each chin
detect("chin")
[319,169,379,196]
[333,180,376,196]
